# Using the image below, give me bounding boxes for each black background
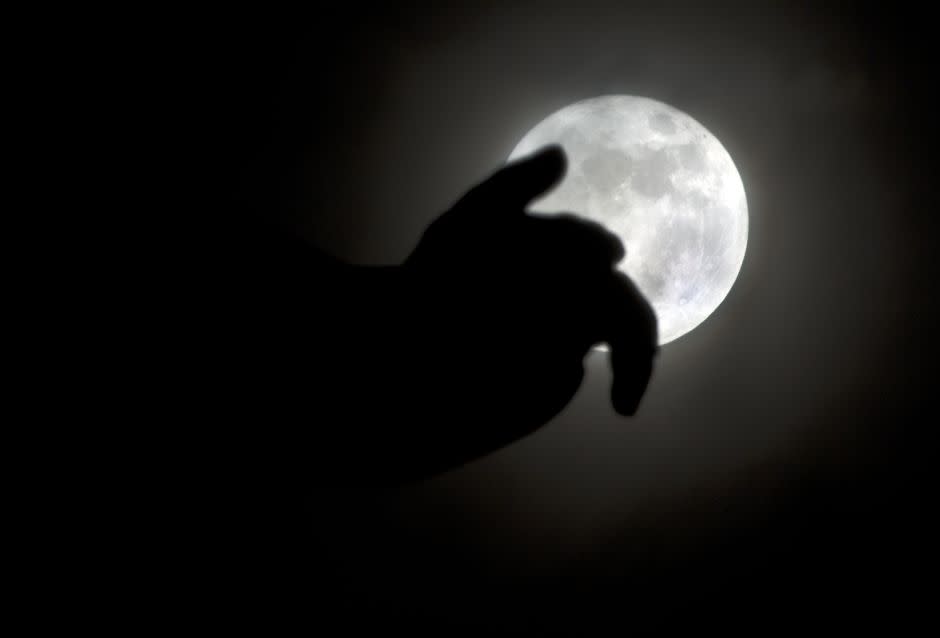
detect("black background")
[196,0,937,631]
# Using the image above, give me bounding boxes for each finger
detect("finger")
[601,272,658,415]
[529,214,626,267]
[459,145,567,212]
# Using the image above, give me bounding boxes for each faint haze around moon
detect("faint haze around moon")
[509,95,748,344]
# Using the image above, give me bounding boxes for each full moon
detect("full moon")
[509,95,748,345]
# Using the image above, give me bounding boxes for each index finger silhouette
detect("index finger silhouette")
[603,272,658,415]
[459,145,567,212]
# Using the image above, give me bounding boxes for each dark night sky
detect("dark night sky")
[219,0,936,630]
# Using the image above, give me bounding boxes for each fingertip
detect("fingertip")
[612,394,640,417]
[508,145,565,184]
[610,355,653,417]
[495,144,568,207]
[532,144,566,177]
[609,232,626,265]
[538,143,565,162]
[455,144,568,217]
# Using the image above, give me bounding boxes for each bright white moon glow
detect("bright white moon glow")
[509,95,748,345]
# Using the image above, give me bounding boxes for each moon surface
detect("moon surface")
[509,95,748,345]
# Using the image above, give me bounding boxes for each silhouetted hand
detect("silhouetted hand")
[376,145,659,479]
[237,146,657,483]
